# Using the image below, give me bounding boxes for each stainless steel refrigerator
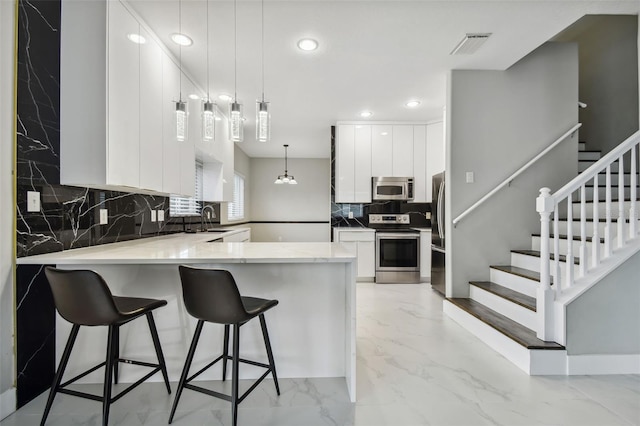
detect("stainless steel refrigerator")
[431,172,445,295]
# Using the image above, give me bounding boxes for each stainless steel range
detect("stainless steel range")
[369,214,420,284]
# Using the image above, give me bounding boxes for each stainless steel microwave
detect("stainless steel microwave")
[372,177,414,201]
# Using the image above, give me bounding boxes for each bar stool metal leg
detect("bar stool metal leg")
[222,324,229,381]
[146,313,171,394]
[40,324,80,426]
[259,314,280,395]
[112,326,119,385]
[169,320,204,424]
[102,326,116,426]
[231,323,240,426]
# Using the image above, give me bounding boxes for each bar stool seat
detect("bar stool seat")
[41,267,171,426]
[169,265,280,426]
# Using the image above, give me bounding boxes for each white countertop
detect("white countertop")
[16,229,356,265]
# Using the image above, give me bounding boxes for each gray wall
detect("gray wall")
[556,15,639,156]
[446,42,579,297]
[0,0,15,414]
[566,251,640,355]
[249,158,330,242]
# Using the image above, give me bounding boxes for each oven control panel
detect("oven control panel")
[369,214,410,225]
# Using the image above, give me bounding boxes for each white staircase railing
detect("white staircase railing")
[536,130,640,341]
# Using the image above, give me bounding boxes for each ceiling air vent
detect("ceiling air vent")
[450,33,492,55]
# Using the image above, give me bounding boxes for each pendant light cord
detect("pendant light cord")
[178,0,182,101]
[284,145,288,174]
[261,0,265,102]
[206,0,210,100]
[234,0,237,101]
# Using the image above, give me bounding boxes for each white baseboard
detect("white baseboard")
[567,354,640,375]
[0,387,16,421]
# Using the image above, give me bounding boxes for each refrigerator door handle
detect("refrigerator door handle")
[437,181,445,240]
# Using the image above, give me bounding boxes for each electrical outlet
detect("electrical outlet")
[348,211,354,219]
[157,210,165,222]
[99,209,108,225]
[27,191,41,212]
[466,171,475,183]
[425,212,431,219]
[151,210,157,222]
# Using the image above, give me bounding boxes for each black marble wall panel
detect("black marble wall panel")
[14,0,218,408]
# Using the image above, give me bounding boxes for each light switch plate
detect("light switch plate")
[151,210,157,222]
[466,171,475,183]
[348,211,354,219]
[157,210,165,222]
[99,209,108,225]
[27,191,41,212]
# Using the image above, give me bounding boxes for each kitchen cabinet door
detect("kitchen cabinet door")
[139,27,163,192]
[420,230,432,280]
[358,240,375,279]
[371,125,392,177]
[107,0,140,188]
[179,76,197,197]
[335,125,355,203]
[392,125,413,177]
[161,55,182,195]
[425,121,444,202]
[354,125,372,202]
[412,125,427,202]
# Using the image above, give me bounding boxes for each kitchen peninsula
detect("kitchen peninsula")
[17,231,357,401]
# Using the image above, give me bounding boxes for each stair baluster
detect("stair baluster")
[605,165,612,257]
[592,174,600,267]
[566,193,574,287]
[579,184,587,277]
[631,145,637,238]
[618,154,625,247]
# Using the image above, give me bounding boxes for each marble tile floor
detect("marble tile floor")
[2,283,639,426]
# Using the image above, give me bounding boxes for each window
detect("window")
[169,161,203,217]
[227,173,245,221]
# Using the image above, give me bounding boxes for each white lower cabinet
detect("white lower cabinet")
[223,229,251,242]
[420,230,432,281]
[333,229,375,281]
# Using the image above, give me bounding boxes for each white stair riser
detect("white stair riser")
[531,236,603,258]
[576,186,639,202]
[570,200,636,219]
[511,252,579,277]
[469,285,537,330]
[578,151,601,161]
[579,159,619,173]
[489,268,537,298]
[556,220,615,238]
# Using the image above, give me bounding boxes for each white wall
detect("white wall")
[446,42,579,297]
[0,0,16,418]
[249,158,330,242]
[566,251,640,354]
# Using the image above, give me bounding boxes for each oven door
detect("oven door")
[375,233,420,271]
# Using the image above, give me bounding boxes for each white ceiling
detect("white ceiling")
[127,0,640,159]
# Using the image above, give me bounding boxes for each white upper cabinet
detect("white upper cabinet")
[412,125,427,202]
[107,0,140,188]
[336,125,371,203]
[392,125,414,177]
[138,26,163,192]
[371,125,393,177]
[60,0,201,197]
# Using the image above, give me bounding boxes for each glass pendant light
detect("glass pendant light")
[202,0,216,141]
[175,0,188,142]
[256,0,270,142]
[229,0,244,142]
[274,144,297,185]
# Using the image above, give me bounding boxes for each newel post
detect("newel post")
[536,188,555,341]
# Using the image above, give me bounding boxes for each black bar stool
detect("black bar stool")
[41,267,171,426]
[169,265,280,426]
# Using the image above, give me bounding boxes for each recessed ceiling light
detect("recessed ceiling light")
[215,116,222,121]
[405,100,421,108]
[171,33,193,46]
[218,94,232,102]
[188,94,200,100]
[127,33,146,44]
[381,132,388,136]
[297,38,318,51]
[360,111,373,118]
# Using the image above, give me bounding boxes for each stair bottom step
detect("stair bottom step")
[447,298,564,350]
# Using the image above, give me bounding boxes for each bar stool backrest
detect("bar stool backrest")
[44,267,121,326]
[178,266,249,324]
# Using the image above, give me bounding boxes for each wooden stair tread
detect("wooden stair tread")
[511,249,580,265]
[531,233,605,243]
[469,281,536,311]
[557,218,632,223]
[572,198,636,204]
[490,265,543,282]
[447,298,564,350]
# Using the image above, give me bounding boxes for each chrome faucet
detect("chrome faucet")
[200,205,216,231]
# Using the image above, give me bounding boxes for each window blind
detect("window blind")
[169,161,203,217]
[227,173,245,221]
